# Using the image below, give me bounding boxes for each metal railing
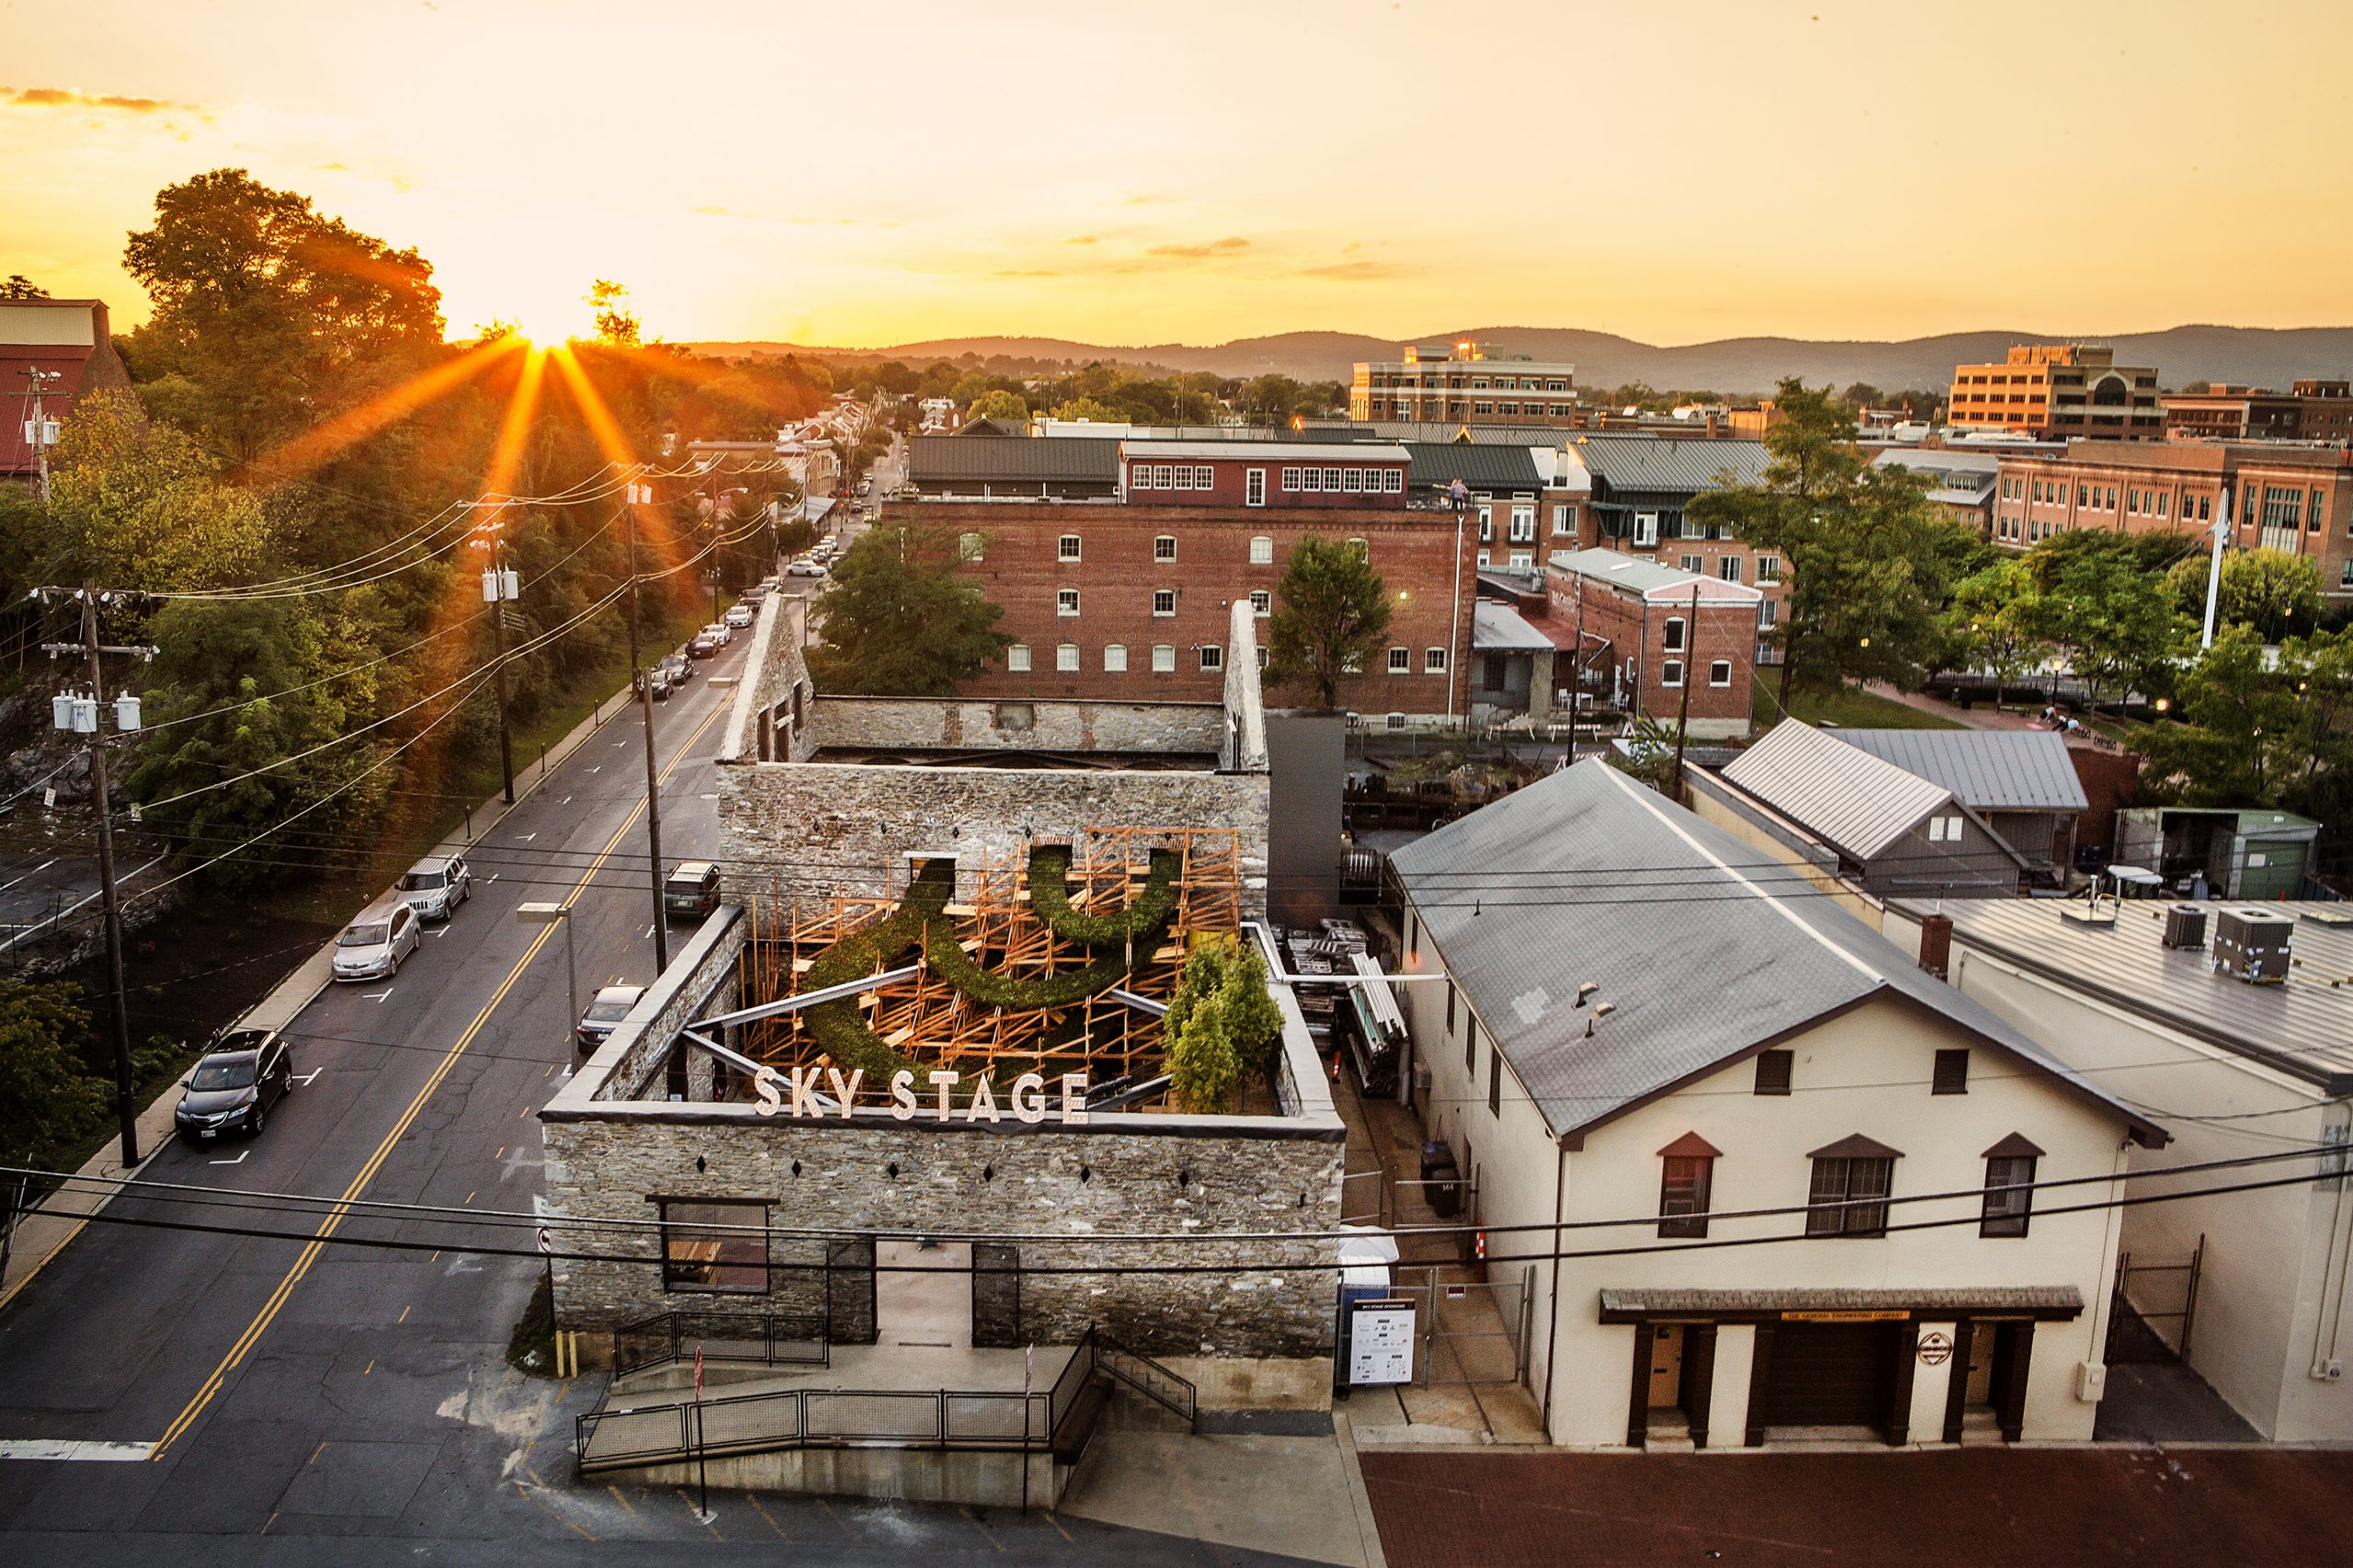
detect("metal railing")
[577,1383,1053,1475]
[611,1309,829,1381]
[1097,1329,1198,1431]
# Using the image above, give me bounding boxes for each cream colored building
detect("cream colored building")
[1387,762,2165,1449]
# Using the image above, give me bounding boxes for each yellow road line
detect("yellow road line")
[514,1480,597,1540]
[606,1483,639,1515]
[745,1492,789,1541]
[148,698,726,1462]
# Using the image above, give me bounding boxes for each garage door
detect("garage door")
[1761,1323,1895,1427]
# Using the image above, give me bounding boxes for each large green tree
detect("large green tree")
[1944,556,2053,704]
[2165,548,2325,643]
[2024,532,2191,705]
[1688,379,1978,707]
[2131,625,2353,816]
[42,392,275,590]
[966,389,1029,422]
[807,522,1008,695]
[1267,536,1392,709]
[0,982,103,1168]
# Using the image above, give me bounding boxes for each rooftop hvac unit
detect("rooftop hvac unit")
[2161,903,2208,951]
[2213,908,2293,984]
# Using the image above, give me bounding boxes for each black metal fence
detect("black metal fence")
[611,1310,830,1381]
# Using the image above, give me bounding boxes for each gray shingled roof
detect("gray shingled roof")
[1832,730,2088,813]
[1720,720,1952,859]
[1472,600,1553,653]
[1563,435,1773,494]
[907,435,1120,484]
[1404,442,1544,493]
[1387,759,2164,1146]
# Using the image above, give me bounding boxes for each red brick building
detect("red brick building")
[2161,380,2353,444]
[905,446,1476,715]
[2,297,131,484]
[1992,440,2353,597]
[1946,344,2163,441]
[1545,548,1760,740]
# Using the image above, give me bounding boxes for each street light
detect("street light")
[517,903,578,1034]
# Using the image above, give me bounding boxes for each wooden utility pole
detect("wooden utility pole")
[623,487,670,972]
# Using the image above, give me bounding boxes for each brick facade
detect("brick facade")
[1545,558,1759,739]
[1120,442,1409,508]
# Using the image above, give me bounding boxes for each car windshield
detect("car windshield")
[190,1057,256,1091]
[339,922,389,947]
[585,999,633,1023]
[400,870,445,891]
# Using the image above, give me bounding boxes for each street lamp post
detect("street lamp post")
[516,903,577,1032]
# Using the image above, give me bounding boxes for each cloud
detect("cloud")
[317,162,353,172]
[993,268,1062,278]
[692,204,733,216]
[4,85,197,113]
[1064,234,1098,246]
[1297,259,1418,281]
[1142,235,1249,261]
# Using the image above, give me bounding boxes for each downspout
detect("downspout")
[2308,1103,2353,1380]
[1448,505,1464,722]
[1540,1137,1568,1438]
[2086,1129,2131,1369]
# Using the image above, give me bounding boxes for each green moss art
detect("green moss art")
[1027,846,1183,946]
[799,860,953,1081]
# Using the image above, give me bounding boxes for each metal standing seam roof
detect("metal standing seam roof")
[1546,547,1765,605]
[1472,601,1554,653]
[1122,440,1410,463]
[1387,760,2163,1147]
[1720,720,1953,861]
[1563,436,1774,494]
[1403,442,1546,493]
[1832,730,2089,814]
[906,435,1121,483]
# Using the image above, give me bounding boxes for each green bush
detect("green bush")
[1164,937,1284,1110]
[1027,847,1183,946]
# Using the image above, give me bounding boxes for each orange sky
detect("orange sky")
[6,0,2350,349]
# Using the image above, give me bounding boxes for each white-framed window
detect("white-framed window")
[1154,463,1176,488]
[1661,659,1685,687]
[1719,556,1742,583]
[1279,466,1299,492]
[1633,512,1659,547]
[1478,506,1494,542]
[1151,643,1176,672]
[1679,554,1703,574]
[1006,643,1031,673]
[1425,647,1448,674]
[1153,588,1176,617]
[1192,465,1213,489]
[1128,464,1151,490]
[1058,534,1081,562]
[1343,468,1364,494]
[1509,550,1533,569]
[1382,469,1403,494]
[1103,643,1128,673]
[1154,535,1176,562]
[1663,617,1687,653]
[1256,644,1270,670]
[1249,535,1274,565]
[1340,651,1363,674]
[1509,505,1535,542]
[1299,467,1322,492]
[1709,659,1733,687]
[1388,646,1412,674]
[1249,589,1270,617]
[1172,464,1195,491]
[1323,467,1343,490]
[959,532,986,562]
[1476,549,1492,568]
[1199,644,1224,671]
[1926,812,1966,842]
[1056,642,1080,672]
[1347,537,1368,560]
[1552,504,1575,537]
[1057,588,1081,617]
[1756,553,1780,583]
[1245,468,1266,506]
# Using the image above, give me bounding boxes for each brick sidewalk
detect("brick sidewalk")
[1360,1448,2353,1568]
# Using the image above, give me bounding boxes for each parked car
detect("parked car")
[702,620,733,646]
[398,853,472,922]
[635,665,673,701]
[786,562,827,578]
[741,582,770,604]
[176,1028,293,1142]
[332,902,422,983]
[664,860,722,919]
[688,627,724,659]
[722,604,755,631]
[576,983,647,1056]
[658,653,691,687]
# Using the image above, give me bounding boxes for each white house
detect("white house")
[1387,760,2166,1449]
[1882,895,2353,1442]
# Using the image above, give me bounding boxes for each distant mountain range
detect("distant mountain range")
[686,324,2353,397]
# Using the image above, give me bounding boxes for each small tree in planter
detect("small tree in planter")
[1165,937,1284,1111]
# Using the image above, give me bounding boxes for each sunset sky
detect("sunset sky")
[6,0,2350,350]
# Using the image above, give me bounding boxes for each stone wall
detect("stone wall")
[596,906,744,1101]
[808,695,1224,756]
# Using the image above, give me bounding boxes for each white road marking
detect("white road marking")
[517,833,538,843]
[363,987,395,1003]
[0,1439,156,1462]
[643,925,656,939]
[488,874,500,883]
[294,1070,322,1085]
[0,857,60,894]
[586,766,602,775]
[209,1150,249,1166]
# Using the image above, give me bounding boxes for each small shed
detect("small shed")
[2113,806,2322,900]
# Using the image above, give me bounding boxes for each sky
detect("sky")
[6,0,2351,351]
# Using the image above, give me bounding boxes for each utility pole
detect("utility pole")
[624,483,671,972]
[22,369,62,507]
[2200,487,2232,651]
[475,511,519,803]
[41,587,158,1165]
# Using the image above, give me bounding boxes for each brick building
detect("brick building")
[2161,380,2353,444]
[1546,548,1760,740]
[1550,436,1783,653]
[1991,440,2353,594]
[1350,341,1580,426]
[1946,344,2163,441]
[2,297,131,484]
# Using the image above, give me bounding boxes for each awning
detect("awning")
[1597,1285,2084,1324]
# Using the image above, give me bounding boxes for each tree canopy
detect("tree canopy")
[806,522,1008,696]
[2165,548,2325,643]
[1266,536,1392,709]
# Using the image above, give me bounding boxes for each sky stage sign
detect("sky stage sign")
[752,1065,1092,1124]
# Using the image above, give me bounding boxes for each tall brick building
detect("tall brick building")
[893,438,1478,717]
[1350,341,1580,426]
[1945,344,2162,441]
[2161,380,2353,444]
[1546,548,1760,740]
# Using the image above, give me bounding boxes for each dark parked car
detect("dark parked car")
[176,1029,294,1142]
[658,653,691,687]
[635,666,673,701]
[688,628,724,659]
[576,984,646,1056]
[664,860,722,918]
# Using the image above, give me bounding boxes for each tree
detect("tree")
[2025,532,2191,706]
[2,275,48,300]
[0,982,103,1167]
[806,522,1007,695]
[2166,549,2325,643]
[43,392,276,590]
[2131,625,2353,812]
[967,389,1029,422]
[1688,379,1978,708]
[1267,536,1392,709]
[1049,396,1123,424]
[586,279,639,347]
[1944,558,2053,704]
[1165,938,1283,1112]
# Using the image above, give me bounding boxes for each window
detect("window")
[1388,646,1411,674]
[1153,589,1176,617]
[1509,506,1536,543]
[1756,552,1781,583]
[1709,659,1732,687]
[1679,554,1703,574]
[1299,467,1322,493]
[1055,642,1080,672]
[1103,643,1127,673]
[1343,467,1364,493]
[1151,643,1176,672]
[1445,983,1456,1035]
[1662,617,1687,653]
[1323,467,1344,491]
[1661,659,1684,687]
[1154,535,1176,562]
[1657,1135,1719,1239]
[958,532,986,562]
[1246,468,1266,506]
[1280,466,1300,492]
[661,1198,768,1292]
[1718,556,1742,584]
[1552,505,1575,537]
[1347,538,1368,560]
[1478,506,1494,542]
[1382,469,1404,494]
[1256,644,1269,670]
[1193,465,1214,490]
[1805,1138,1898,1237]
[1249,535,1274,565]
[1980,1136,2042,1237]
[1754,1050,1792,1096]
[1931,1049,1971,1095]
[1058,534,1081,562]
[1249,589,1270,618]
[1154,464,1176,489]
[1926,812,1965,843]
[1425,647,1448,674]
[1509,550,1533,569]
[1129,464,1153,490]
[1760,599,1778,628]
[1488,1050,1502,1116]
[1006,643,1031,673]
[1057,588,1081,617]
[1199,644,1223,671]
[1464,1017,1476,1072]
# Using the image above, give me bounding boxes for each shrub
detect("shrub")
[1027,847,1183,946]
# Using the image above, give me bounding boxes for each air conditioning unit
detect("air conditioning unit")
[2213,908,2293,984]
[2161,903,2208,951]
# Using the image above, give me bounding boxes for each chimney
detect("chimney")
[1917,913,1953,980]
[1704,409,1720,438]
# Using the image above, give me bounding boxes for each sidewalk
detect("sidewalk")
[0,680,640,1314]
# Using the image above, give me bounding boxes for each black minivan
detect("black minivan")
[175,1028,295,1143]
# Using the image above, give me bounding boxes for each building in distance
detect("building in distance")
[1351,342,1580,427]
[1946,344,2163,442]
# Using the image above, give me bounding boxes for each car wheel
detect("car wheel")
[249,1105,265,1136]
